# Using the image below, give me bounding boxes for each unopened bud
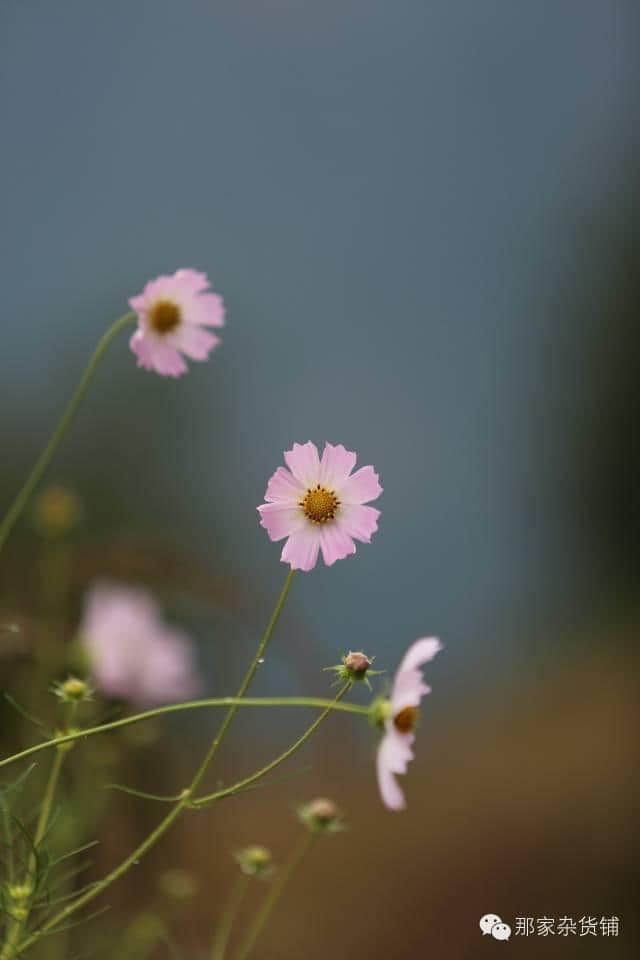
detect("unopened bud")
[298,797,344,834]
[157,868,198,900]
[325,650,380,688]
[8,883,32,902]
[369,696,392,731]
[32,485,81,538]
[53,727,79,753]
[344,651,371,676]
[235,845,273,876]
[52,676,93,705]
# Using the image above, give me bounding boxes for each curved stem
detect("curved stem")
[0,696,369,771]
[190,568,296,794]
[233,832,315,960]
[1,748,65,960]
[0,312,136,556]
[210,872,249,960]
[194,682,352,806]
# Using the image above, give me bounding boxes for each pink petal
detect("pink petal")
[280,525,321,571]
[319,524,356,566]
[391,637,442,714]
[137,627,198,704]
[130,330,188,377]
[257,502,305,541]
[283,442,321,489]
[337,465,383,504]
[376,730,414,811]
[190,292,225,328]
[398,637,442,673]
[319,443,357,489]
[176,325,220,361]
[173,268,210,294]
[264,467,305,504]
[336,504,380,543]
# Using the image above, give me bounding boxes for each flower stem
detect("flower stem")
[190,568,296,794]
[233,832,315,960]
[0,312,136,556]
[0,695,370,772]
[1,748,65,960]
[15,569,301,954]
[194,682,352,806]
[210,871,249,960]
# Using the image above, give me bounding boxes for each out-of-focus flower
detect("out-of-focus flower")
[80,581,198,706]
[32,485,81,538]
[235,846,274,877]
[376,637,442,811]
[129,268,225,377]
[157,869,199,900]
[257,442,382,572]
[298,797,344,834]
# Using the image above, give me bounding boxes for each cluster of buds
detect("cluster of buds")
[298,797,344,835]
[234,845,274,877]
[6,883,33,921]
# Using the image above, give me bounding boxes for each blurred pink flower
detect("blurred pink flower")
[129,268,225,376]
[376,637,442,811]
[257,442,382,572]
[80,581,198,706]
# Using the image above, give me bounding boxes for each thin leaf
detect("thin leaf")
[103,783,184,803]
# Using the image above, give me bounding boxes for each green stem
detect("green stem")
[233,832,315,960]
[0,696,369,772]
[0,312,136,556]
[1,749,65,960]
[15,570,303,954]
[190,568,296,794]
[210,871,249,960]
[194,682,352,806]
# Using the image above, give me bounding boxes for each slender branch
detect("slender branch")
[189,568,296,794]
[0,312,136,556]
[210,872,249,960]
[233,832,315,960]
[0,696,369,771]
[194,683,352,806]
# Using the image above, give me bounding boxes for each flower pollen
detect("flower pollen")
[150,300,181,335]
[301,485,339,524]
[393,705,418,734]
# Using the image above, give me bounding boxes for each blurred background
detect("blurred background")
[0,1,638,957]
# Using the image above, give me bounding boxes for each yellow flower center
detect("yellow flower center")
[393,706,418,734]
[149,299,181,334]
[301,485,339,524]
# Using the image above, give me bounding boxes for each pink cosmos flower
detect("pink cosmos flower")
[129,268,225,376]
[376,637,442,811]
[80,581,198,706]
[257,442,382,572]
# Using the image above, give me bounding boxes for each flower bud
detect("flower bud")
[325,650,380,688]
[298,797,344,834]
[53,727,80,753]
[234,845,274,876]
[344,651,371,676]
[8,883,32,902]
[157,868,198,900]
[52,676,93,705]
[32,485,80,538]
[369,696,392,731]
